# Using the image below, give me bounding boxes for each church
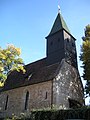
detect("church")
[0,10,84,117]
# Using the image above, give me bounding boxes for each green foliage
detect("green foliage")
[0,44,25,87]
[2,107,90,120]
[4,112,31,120]
[31,108,90,120]
[80,24,90,97]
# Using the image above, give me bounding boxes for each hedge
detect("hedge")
[3,107,90,120]
[30,108,90,120]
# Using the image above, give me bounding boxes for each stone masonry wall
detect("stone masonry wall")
[0,81,52,117]
[53,59,84,109]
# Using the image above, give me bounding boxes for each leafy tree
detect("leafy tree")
[0,44,25,87]
[80,24,90,97]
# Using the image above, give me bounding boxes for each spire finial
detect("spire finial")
[58,5,60,13]
[58,0,61,13]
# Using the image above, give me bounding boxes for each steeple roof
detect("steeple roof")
[49,12,70,36]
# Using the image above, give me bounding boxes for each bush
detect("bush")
[2,107,90,120]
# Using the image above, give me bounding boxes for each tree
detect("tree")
[0,44,25,87]
[80,24,90,97]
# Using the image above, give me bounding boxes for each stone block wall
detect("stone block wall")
[0,81,52,117]
[0,60,84,118]
[53,60,84,109]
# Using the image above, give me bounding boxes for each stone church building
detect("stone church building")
[0,11,84,117]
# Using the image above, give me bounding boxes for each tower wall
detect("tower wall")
[63,31,78,68]
[46,30,65,65]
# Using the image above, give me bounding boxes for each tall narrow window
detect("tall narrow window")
[50,41,53,46]
[58,38,60,42]
[25,91,29,110]
[5,95,8,110]
[45,92,47,99]
[67,38,69,43]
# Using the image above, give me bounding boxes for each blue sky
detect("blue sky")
[0,0,90,103]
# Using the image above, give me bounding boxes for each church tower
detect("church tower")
[46,11,77,68]
[45,11,84,108]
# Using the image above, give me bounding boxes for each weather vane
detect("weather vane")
[58,0,60,13]
[58,5,60,13]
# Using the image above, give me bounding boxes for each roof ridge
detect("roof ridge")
[54,59,66,78]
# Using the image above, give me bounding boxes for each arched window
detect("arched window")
[24,91,29,110]
[5,95,8,110]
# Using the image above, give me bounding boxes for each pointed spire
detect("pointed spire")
[48,12,70,37]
